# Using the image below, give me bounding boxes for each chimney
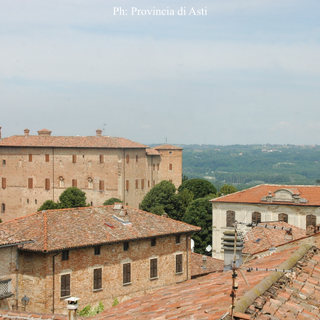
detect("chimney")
[96,129,102,137]
[201,256,207,269]
[306,225,315,236]
[24,128,30,137]
[119,209,129,221]
[37,129,52,137]
[221,230,244,272]
[65,297,79,320]
[284,230,293,240]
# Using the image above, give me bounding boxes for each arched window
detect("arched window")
[226,210,235,227]
[306,214,316,228]
[1,203,5,213]
[278,213,288,223]
[88,177,93,189]
[59,176,65,188]
[252,212,261,225]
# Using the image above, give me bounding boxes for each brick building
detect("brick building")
[0,127,183,221]
[211,184,320,259]
[0,204,199,314]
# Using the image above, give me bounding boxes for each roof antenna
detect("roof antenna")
[165,137,167,144]
[103,123,107,136]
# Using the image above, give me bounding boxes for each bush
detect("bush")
[103,198,122,205]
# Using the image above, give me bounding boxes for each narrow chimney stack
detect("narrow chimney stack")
[120,209,129,221]
[65,297,79,320]
[202,256,207,269]
[24,129,30,137]
[37,129,52,136]
[96,129,102,137]
[222,230,244,272]
[0,127,2,140]
[306,225,315,236]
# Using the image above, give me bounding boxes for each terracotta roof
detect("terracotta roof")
[243,222,307,255]
[0,230,32,247]
[146,148,160,156]
[191,252,223,277]
[211,184,320,206]
[94,245,307,319]
[0,206,200,253]
[154,144,183,150]
[0,135,147,149]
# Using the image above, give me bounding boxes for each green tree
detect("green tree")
[103,198,122,205]
[59,187,88,209]
[178,179,217,200]
[38,200,60,211]
[173,189,194,221]
[218,184,237,197]
[182,196,212,255]
[140,181,178,218]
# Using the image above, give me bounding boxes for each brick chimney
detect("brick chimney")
[222,230,244,272]
[96,129,102,137]
[201,256,207,269]
[37,129,52,137]
[24,128,30,137]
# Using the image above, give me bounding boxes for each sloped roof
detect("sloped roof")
[191,252,223,277]
[154,144,183,150]
[0,230,32,247]
[243,222,307,255]
[211,184,320,206]
[0,135,147,149]
[95,245,308,319]
[0,206,200,253]
[146,148,160,156]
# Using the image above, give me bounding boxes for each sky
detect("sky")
[1,0,320,145]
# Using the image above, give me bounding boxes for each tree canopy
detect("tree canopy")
[218,184,237,196]
[182,196,212,255]
[103,198,122,205]
[38,200,60,211]
[178,178,217,199]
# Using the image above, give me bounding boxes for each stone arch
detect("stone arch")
[252,212,261,224]
[278,213,288,223]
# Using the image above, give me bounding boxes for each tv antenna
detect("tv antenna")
[103,123,107,136]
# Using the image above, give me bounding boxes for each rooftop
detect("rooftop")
[0,230,32,247]
[211,184,320,206]
[0,205,200,253]
[191,252,223,278]
[154,144,183,150]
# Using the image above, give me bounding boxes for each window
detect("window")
[153,164,155,171]
[123,263,131,284]
[141,179,144,189]
[157,164,159,170]
[150,258,158,279]
[72,179,77,187]
[99,155,104,163]
[99,180,104,191]
[123,242,129,251]
[93,268,102,290]
[59,177,65,188]
[151,238,156,247]
[2,177,6,189]
[28,154,32,162]
[94,246,101,255]
[28,178,33,189]
[1,203,5,213]
[169,163,173,170]
[153,180,155,186]
[2,159,6,166]
[61,274,70,297]
[226,210,235,227]
[252,212,261,225]
[126,180,129,191]
[72,155,76,163]
[135,179,138,189]
[45,154,49,162]
[278,213,288,223]
[175,235,181,244]
[27,199,29,204]
[62,250,69,261]
[148,180,150,188]
[306,214,316,228]
[136,155,138,162]
[176,254,183,273]
[88,177,93,189]
[35,199,37,204]
[126,155,129,163]
[45,178,50,190]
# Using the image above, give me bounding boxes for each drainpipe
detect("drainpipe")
[123,150,126,205]
[52,252,60,313]
[186,234,189,280]
[52,148,55,202]
[16,248,19,309]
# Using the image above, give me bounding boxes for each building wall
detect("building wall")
[0,146,182,221]
[212,202,320,259]
[0,235,192,314]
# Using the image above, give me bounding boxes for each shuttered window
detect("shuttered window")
[72,179,77,187]
[150,258,158,279]
[2,177,6,189]
[126,180,129,191]
[45,178,50,190]
[252,212,261,224]
[99,180,104,191]
[153,180,155,186]
[126,155,129,163]
[28,178,33,189]
[72,155,76,163]
[100,155,104,163]
[1,203,5,213]
[141,179,144,189]
[176,254,183,273]
[148,180,150,188]
[278,213,288,223]
[123,263,131,284]
[136,155,138,162]
[94,246,101,255]
[28,154,32,162]
[226,211,235,227]
[157,164,159,170]
[306,214,316,228]
[151,238,156,247]
[61,274,70,297]
[93,268,102,290]
[135,179,138,189]
[45,154,49,162]
[153,164,155,171]
[62,250,69,261]
[169,163,173,170]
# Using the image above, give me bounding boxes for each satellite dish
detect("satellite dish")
[191,239,195,252]
[206,245,212,252]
